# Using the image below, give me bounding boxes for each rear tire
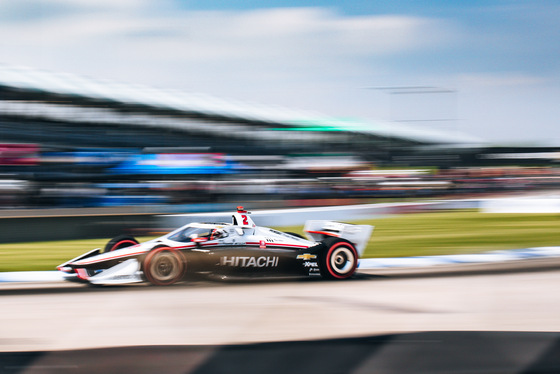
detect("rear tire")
[319,237,358,280]
[143,246,185,286]
[104,235,139,253]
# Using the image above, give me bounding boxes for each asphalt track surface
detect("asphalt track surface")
[2,260,560,373]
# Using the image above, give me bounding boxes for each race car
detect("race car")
[57,207,374,286]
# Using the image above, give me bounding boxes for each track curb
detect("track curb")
[358,246,560,269]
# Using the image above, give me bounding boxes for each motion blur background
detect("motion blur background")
[0,0,559,240]
[2,4,560,372]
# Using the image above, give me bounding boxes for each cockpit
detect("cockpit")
[168,224,229,243]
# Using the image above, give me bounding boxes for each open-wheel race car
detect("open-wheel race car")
[57,207,374,286]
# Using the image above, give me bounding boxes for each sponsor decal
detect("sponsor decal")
[303,261,319,268]
[111,275,138,280]
[247,242,309,249]
[323,221,344,232]
[297,253,317,261]
[346,226,360,234]
[260,240,267,249]
[220,256,279,268]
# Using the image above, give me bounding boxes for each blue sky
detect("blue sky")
[1,0,559,145]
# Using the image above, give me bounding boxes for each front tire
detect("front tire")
[104,235,139,253]
[319,237,358,280]
[143,246,185,286]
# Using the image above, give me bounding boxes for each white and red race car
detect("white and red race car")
[57,207,373,286]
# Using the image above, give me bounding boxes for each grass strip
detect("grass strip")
[0,210,559,272]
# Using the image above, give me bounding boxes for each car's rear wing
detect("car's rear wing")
[304,220,374,256]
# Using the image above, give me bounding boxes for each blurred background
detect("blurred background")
[2,3,560,371]
[0,0,559,241]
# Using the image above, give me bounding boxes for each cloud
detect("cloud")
[0,2,456,106]
[0,3,452,61]
[191,8,452,58]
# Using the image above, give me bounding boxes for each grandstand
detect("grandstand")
[0,64,482,160]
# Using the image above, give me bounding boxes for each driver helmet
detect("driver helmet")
[211,228,227,240]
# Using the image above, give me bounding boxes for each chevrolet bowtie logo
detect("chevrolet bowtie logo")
[297,253,317,261]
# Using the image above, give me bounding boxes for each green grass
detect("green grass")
[0,237,156,272]
[274,210,560,258]
[1,210,559,272]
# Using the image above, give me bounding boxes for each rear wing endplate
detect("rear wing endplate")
[304,220,374,256]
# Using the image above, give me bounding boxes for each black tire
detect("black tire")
[284,232,306,239]
[104,235,139,253]
[143,246,185,286]
[319,237,358,280]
